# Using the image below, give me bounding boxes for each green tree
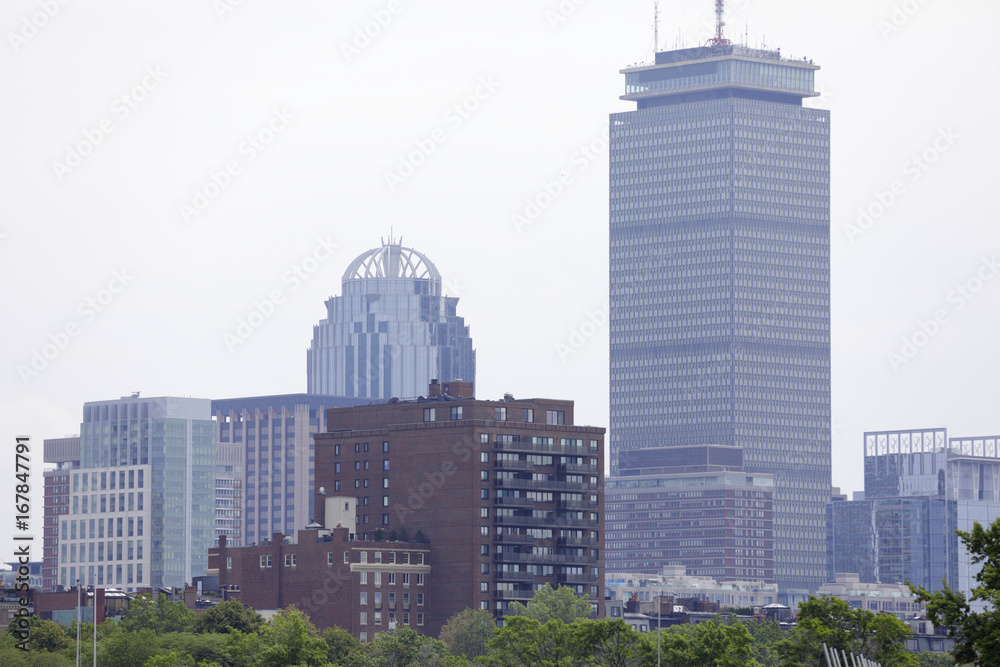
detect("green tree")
[911,516,1000,667]
[99,628,158,667]
[323,625,363,665]
[121,593,196,634]
[484,616,576,667]
[27,619,70,652]
[155,632,231,666]
[573,618,644,667]
[255,606,330,667]
[352,625,457,667]
[507,583,592,624]
[438,607,496,660]
[192,600,264,635]
[774,596,915,667]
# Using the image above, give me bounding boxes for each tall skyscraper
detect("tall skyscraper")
[608,26,831,597]
[306,240,475,400]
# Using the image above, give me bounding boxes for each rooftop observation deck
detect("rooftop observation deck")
[620,44,820,104]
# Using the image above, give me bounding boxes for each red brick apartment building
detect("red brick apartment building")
[208,526,431,640]
[314,380,606,636]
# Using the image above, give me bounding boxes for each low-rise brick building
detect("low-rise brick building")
[208,525,431,640]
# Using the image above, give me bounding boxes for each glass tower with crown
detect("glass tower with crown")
[307,239,476,400]
[608,3,831,599]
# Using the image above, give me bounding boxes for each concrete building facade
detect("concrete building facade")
[608,36,831,601]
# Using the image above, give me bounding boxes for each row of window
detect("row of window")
[63,517,143,540]
[73,469,144,492]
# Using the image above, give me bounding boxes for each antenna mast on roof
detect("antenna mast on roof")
[653,1,659,53]
[708,0,730,46]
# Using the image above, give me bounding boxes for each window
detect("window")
[335,445,340,456]
[423,408,435,422]
[480,489,489,500]
[388,592,395,606]
[383,478,389,489]
[361,551,368,563]
[417,613,424,626]
[383,496,389,507]
[354,461,361,471]
[374,572,382,587]
[417,592,424,605]
[480,582,489,593]
[388,572,396,584]
[480,526,489,537]
[546,410,565,425]
[480,452,489,463]
[285,553,296,567]
[494,407,507,421]
[375,612,382,625]
[382,514,389,525]
[480,507,489,519]
[360,591,367,605]
[402,573,410,586]
[522,408,534,422]
[374,591,381,607]
[451,406,463,420]
[260,555,272,568]
[360,571,367,584]
[417,574,425,587]
[382,441,389,452]
[383,460,390,471]
[481,563,489,574]
[334,481,341,492]
[480,470,488,481]
[335,463,341,473]
[480,601,489,610]
[343,552,350,564]
[227,556,232,569]
[360,632,367,642]
[360,611,367,625]
[480,433,489,444]
[480,544,489,556]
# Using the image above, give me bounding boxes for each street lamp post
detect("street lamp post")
[75,579,81,667]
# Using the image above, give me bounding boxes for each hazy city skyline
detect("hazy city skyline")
[3,1,998,563]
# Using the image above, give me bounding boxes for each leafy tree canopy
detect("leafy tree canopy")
[192,600,264,635]
[507,583,592,624]
[438,608,496,660]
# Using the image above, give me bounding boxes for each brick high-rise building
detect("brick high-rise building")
[314,381,605,635]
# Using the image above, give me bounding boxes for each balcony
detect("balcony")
[495,478,599,492]
[494,460,535,471]
[494,589,533,600]
[494,552,599,565]
[559,463,599,474]
[495,440,599,456]
[558,536,599,547]
[493,496,535,508]
[558,499,599,510]
[493,533,536,544]
[558,573,599,584]
[495,570,535,582]
[495,514,599,529]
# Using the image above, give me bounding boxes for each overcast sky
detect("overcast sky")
[3,0,998,560]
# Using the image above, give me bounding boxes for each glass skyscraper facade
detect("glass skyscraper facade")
[609,43,831,597]
[59,396,215,591]
[307,241,475,400]
[828,428,1000,610]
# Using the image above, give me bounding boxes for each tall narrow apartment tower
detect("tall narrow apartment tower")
[608,34,831,598]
